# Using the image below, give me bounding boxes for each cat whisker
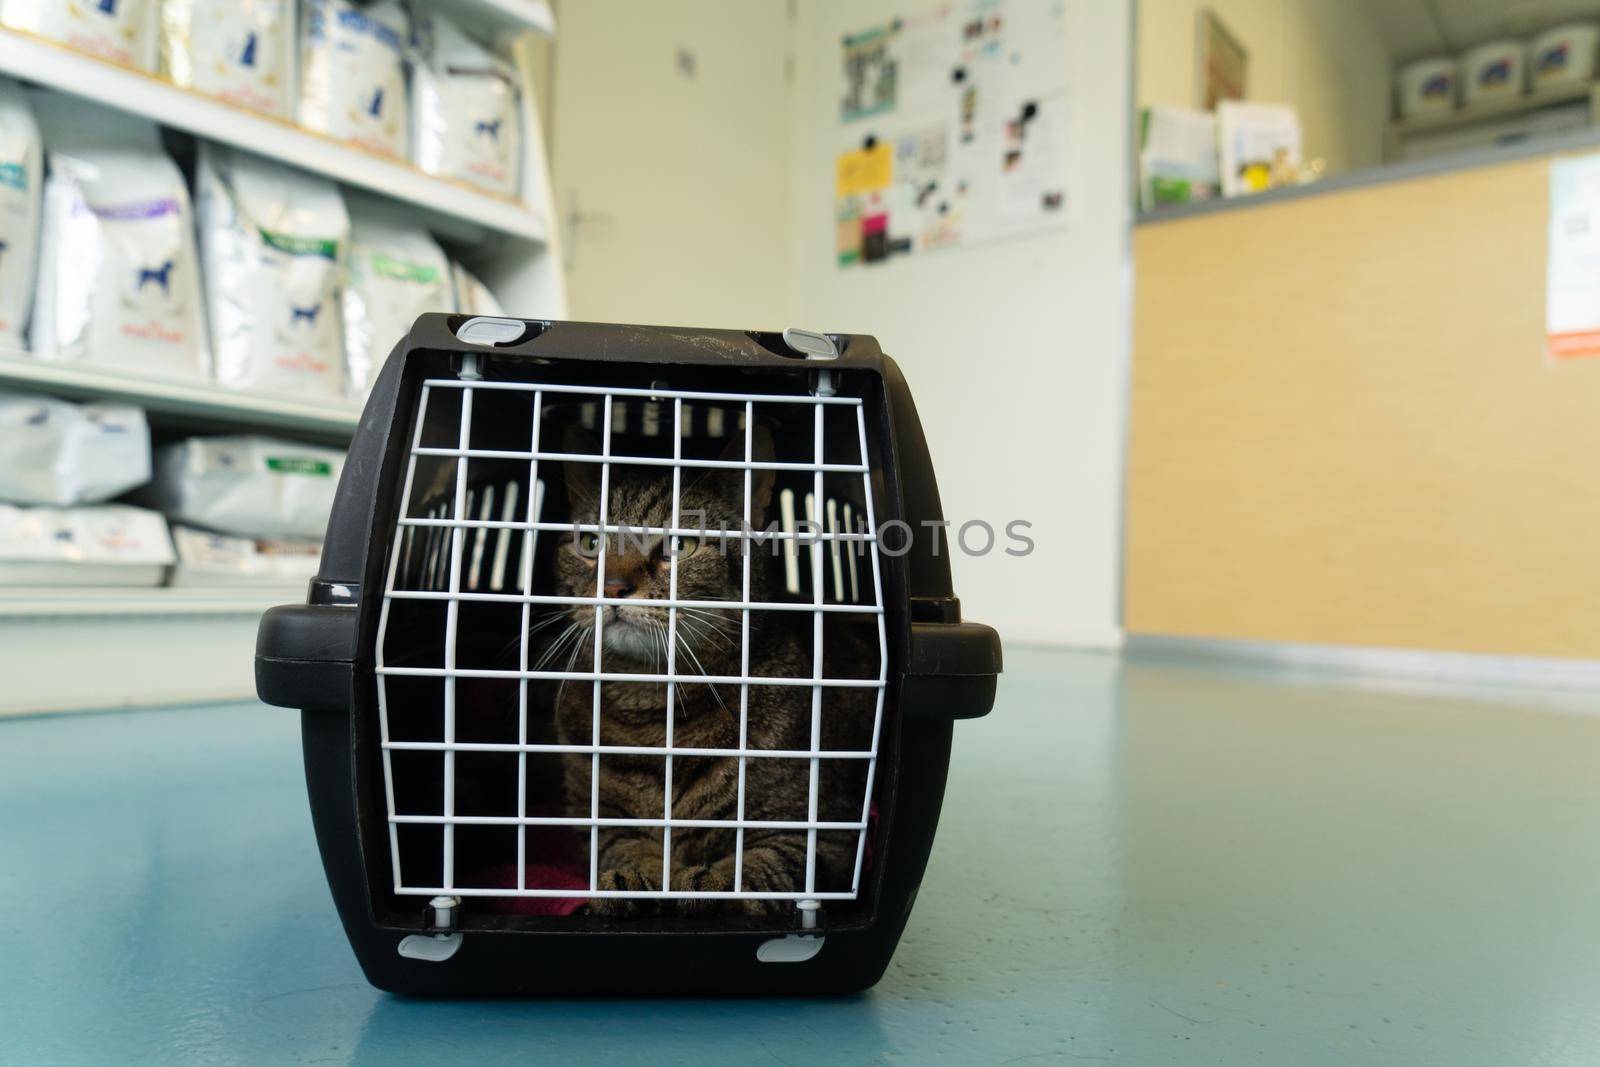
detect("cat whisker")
[500,609,571,660]
[674,630,729,716]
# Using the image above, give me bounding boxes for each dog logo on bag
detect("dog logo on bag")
[137,260,175,296]
[124,257,184,320]
[475,118,502,141]
[290,303,322,328]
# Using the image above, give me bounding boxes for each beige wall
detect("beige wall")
[1137,0,1391,174]
[1125,150,1600,660]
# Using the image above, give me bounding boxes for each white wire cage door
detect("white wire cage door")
[374,377,890,909]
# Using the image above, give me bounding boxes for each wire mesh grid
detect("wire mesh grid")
[374,378,889,904]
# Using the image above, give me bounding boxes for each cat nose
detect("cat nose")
[604,576,635,599]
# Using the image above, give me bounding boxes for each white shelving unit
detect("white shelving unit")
[0,6,567,715]
[0,349,362,440]
[1384,80,1600,162]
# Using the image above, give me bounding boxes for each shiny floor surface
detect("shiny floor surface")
[6,648,1600,1064]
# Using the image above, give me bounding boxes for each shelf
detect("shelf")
[0,350,362,441]
[1390,80,1600,139]
[0,28,548,243]
[0,587,291,618]
[445,0,555,37]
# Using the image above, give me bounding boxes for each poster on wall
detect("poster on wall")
[833,0,1069,268]
[1196,9,1247,110]
[1546,154,1600,361]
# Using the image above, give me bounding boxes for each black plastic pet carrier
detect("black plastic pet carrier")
[256,315,1001,996]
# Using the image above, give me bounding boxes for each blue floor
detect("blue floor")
[7,648,1600,1064]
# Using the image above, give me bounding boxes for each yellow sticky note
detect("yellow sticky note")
[836,144,892,198]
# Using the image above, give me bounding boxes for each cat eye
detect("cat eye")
[574,531,602,555]
[672,535,700,556]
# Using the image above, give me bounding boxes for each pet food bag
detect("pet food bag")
[1,0,159,70]
[143,435,345,538]
[169,524,321,586]
[0,391,151,506]
[197,143,349,398]
[411,12,520,197]
[0,503,173,587]
[0,77,41,349]
[342,199,450,397]
[30,95,209,379]
[160,0,294,116]
[449,259,505,316]
[299,0,409,159]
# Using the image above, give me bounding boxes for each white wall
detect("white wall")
[548,0,793,327]
[1137,0,1392,174]
[788,0,1133,647]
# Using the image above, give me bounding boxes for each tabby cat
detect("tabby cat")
[540,425,875,917]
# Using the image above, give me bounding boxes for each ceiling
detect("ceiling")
[1353,0,1600,62]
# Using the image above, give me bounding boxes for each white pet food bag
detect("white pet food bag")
[299,0,409,158]
[145,435,345,538]
[0,77,41,349]
[412,12,520,197]
[161,0,294,116]
[0,391,151,506]
[342,199,450,397]
[1,0,159,70]
[449,259,505,316]
[197,144,349,398]
[169,524,321,586]
[30,96,209,379]
[0,503,173,587]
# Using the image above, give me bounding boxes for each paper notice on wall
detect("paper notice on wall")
[834,0,1068,268]
[997,94,1067,225]
[841,23,898,122]
[1547,154,1600,360]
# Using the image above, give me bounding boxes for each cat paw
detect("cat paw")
[669,864,735,913]
[584,866,656,917]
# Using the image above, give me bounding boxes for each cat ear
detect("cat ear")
[561,425,601,513]
[717,424,776,524]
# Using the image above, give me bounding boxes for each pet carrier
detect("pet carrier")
[256,315,1001,996]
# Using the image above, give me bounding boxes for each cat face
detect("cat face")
[552,426,775,668]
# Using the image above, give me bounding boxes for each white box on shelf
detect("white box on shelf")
[1461,39,1527,104]
[1397,56,1458,117]
[1531,23,1600,89]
